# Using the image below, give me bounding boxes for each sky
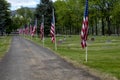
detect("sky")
[7,0,56,10]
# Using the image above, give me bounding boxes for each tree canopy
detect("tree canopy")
[8,0,120,36]
[0,0,11,35]
[53,0,120,35]
[35,0,53,36]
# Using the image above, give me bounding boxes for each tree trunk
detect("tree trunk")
[107,16,111,36]
[101,18,105,35]
[117,27,119,36]
[95,18,98,35]
[92,26,94,35]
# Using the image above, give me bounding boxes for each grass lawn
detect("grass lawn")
[26,35,120,80]
[0,36,12,59]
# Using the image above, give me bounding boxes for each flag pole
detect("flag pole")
[42,15,45,47]
[31,25,32,40]
[85,42,88,62]
[81,0,88,62]
[30,24,32,40]
[53,8,57,50]
[36,18,38,40]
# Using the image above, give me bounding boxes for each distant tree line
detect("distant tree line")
[1,0,120,36]
[54,0,120,36]
[0,0,35,36]
[35,0,120,36]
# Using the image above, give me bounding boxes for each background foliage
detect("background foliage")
[1,0,120,36]
[0,0,11,35]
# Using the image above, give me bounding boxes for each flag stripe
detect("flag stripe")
[50,24,55,43]
[81,0,88,48]
[31,19,37,37]
[50,9,55,43]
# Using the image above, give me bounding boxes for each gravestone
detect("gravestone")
[106,39,111,43]
[57,39,63,44]
[91,37,95,41]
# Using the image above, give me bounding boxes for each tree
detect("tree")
[7,7,35,35]
[34,0,120,36]
[16,7,34,27]
[89,0,118,36]
[111,0,120,35]
[35,0,53,36]
[54,0,83,35]
[0,0,11,36]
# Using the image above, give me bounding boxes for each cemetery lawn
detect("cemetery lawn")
[27,35,120,79]
[0,36,12,59]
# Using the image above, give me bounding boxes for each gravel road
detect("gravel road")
[0,36,100,80]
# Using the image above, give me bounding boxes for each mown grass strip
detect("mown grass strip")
[0,36,12,59]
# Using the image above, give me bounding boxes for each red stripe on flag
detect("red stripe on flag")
[81,0,88,49]
[81,17,88,48]
[50,23,55,43]
[31,25,36,37]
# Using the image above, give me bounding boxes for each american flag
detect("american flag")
[40,22,44,40]
[31,19,37,37]
[81,0,88,48]
[25,27,29,35]
[23,28,25,34]
[19,28,23,34]
[50,9,55,43]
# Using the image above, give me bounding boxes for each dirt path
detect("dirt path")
[0,36,100,80]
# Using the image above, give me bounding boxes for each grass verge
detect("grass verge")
[0,36,12,59]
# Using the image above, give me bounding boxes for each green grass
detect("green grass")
[0,36,12,59]
[26,35,120,80]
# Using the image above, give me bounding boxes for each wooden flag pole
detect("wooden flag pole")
[36,18,38,40]
[42,15,45,47]
[43,35,45,47]
[55,35,57,50]
[85,45,88,62]
[53,8,57,50]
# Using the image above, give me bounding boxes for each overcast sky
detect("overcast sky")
[7,0,56,10]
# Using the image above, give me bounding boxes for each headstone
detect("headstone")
[91,37,95,41]
[57,39,63,44]
[106,39,111,43]
[63,36,66,41]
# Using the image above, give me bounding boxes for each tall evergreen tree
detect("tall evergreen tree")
[35,0,53,36]
[0,0,11,35]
